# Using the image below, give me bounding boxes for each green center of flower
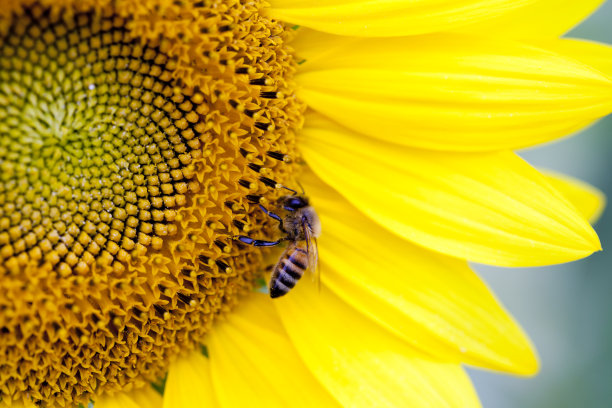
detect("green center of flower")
[0,2,304,406]
[0,9,199,274]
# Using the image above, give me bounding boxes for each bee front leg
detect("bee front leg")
[235,236,283,247]
[258,204,284,230]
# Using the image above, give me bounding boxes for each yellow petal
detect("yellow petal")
[206,293,339,408]
[164,350,218,408]
[301,113,600,266]
[542,171,606,223]
[296,34,612,151]
[274,277,481,407]
[290,28,360,67]
[268,0,538,37]
[301,170,538,375]
[96,386,162,408]
[531,38,612,78]
[455,0,605,38]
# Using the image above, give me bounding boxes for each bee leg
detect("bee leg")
[258,204,284,230]
[235,235,283,247]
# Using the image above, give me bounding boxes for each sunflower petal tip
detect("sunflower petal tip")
[556,209,602,263]
[478,334,539,377]
[585,229,603,253]
[511,359,540,378]
[515,346,540,377]
[542,171,607,225]
[489,318,540,376]
[572,238,602,262]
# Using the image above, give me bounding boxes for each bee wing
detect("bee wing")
[302,217,320,292]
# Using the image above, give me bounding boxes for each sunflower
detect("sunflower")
[0,0,610,407]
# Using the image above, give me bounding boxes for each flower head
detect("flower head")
[0,0,610,407]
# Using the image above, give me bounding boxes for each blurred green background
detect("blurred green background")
[468,2,612,407]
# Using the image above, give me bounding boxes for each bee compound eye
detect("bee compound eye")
[285,196,306,210]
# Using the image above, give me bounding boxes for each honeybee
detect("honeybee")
[236,195,321,298]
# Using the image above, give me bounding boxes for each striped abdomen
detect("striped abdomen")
[269,241,308,298]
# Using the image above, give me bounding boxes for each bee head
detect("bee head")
[281,195,309,211]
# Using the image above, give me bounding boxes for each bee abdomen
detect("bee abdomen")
[269,279,291,298]
[270,248,307,298]
[280,260,304,284]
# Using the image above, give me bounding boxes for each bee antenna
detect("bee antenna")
[296,181,305,195]
[281,185,297,195]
